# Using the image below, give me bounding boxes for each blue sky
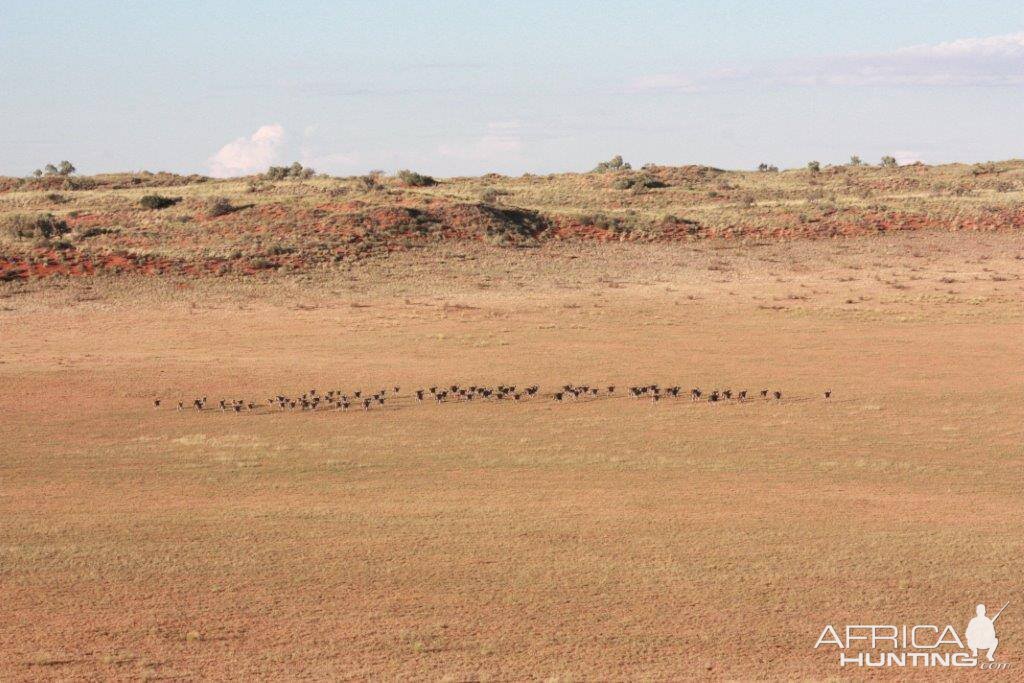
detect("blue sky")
[2,1,1023,177]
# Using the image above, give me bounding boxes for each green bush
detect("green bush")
[205,196,234,217]
[355,173,382,191]
[612,173,665,191]
[265,162,315,180]
[807,161,821,173]
[479,187,512,204]
[577,211,637,233]
[881,155,898,168]
[396,169,436,187]
[757,163,779,172]
[592,155,631,173]
[33,160,76,177]
[2,213,70,240]
[76,226,119,240]
[139,194,180,210]
[57,177,91,191]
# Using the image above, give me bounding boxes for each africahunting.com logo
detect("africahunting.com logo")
[815,602,1010,670]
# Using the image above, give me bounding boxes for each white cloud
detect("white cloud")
[895,32,1024,59]
[208,124,285,177]
[300,150,360,171]
[892,150,924,165]
[630,32,1024,92]
[438,124,523,163]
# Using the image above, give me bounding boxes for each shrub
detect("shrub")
[34,160,76,177]
[807,161,821,173]
[139,194,180,210]
[592,155,631,173]
[881,155,898,168]
[757,163,779,172]
[59,176,96,191]
[396,169,436,187]
[355,173,382,191]
[2,213,70,240]
[205,196,234,217]
[249,258,273,270]
[480,187,514,204]
[76,226,119,240]
[612,173,665,191]
[849,155,863,166]
[577,211,637,233]
[45,192,67,204]
[265,162,315,181]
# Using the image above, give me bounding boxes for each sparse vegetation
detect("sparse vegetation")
[33,160,76,177]
[2,213,70,240]
[396,169,437,187]
[1,158,1024,277]
[356,172,383,191]
[881,155,898,168]
[4,230,1022,679]
[265,162,315,181]
[76,226,120,240]
[592,155,632,173]
[204,196,234,217]
[479,187,511,204]
[807,161,821,174]
[139,194,180,210]
[612,173,665,191]
[577,211,639,233]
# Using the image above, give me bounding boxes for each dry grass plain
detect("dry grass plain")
[2,233,1024,680]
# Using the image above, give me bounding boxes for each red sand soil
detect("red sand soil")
[1,236,1023,679]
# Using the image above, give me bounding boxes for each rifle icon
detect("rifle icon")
[991,602,1009,623]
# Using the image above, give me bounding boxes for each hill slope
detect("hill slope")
[3,160,1024,280]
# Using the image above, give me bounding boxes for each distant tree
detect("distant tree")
[32,169,42,178]
[592,155,631,173]
[757,163,779,173]
[807,160,821,173]
[881,155,898,168]
[265,162,315,181]
[849,155,863,166]
[38,161,76,176]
